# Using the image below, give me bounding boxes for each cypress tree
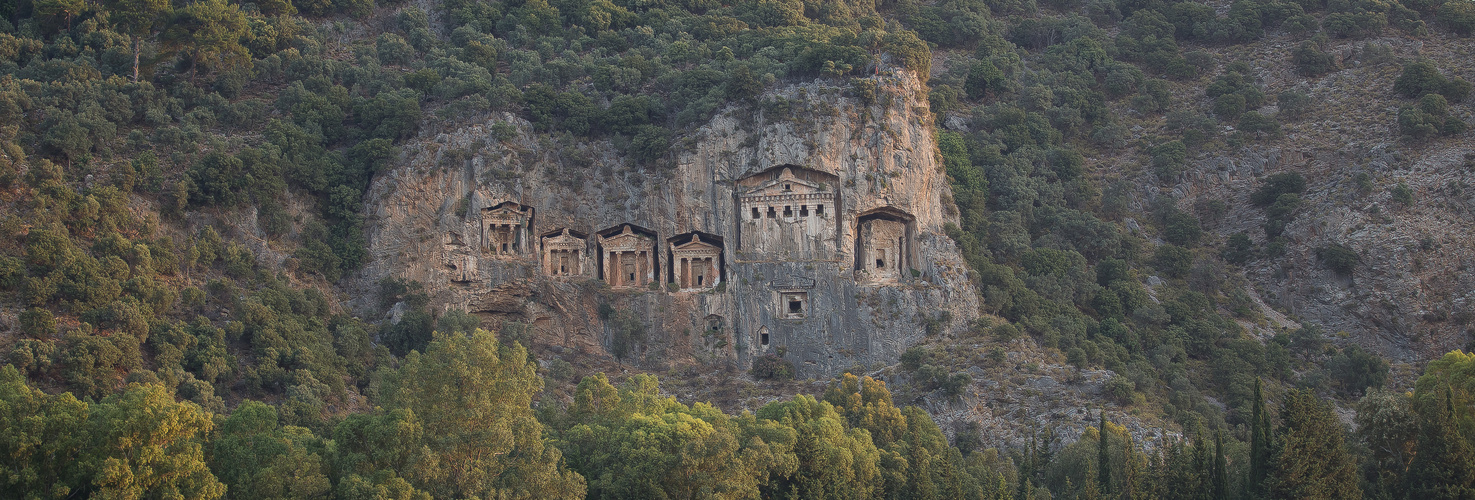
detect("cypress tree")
[1195,431,1212,500]
[1019,430,1037,500]
[1213,430,1228,500]
[1143,431,1167,500]
[1099,410,1112,496]
[1249,377,1273,498]
[1124,434,1141,500]
[1164,434,1199,500]
[1403,385,1475,498]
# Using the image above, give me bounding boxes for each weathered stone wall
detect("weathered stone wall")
[356,68,980,377]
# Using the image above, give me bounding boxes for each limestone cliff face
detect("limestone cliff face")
[357,68,979,377]
[1160,143,1475,364]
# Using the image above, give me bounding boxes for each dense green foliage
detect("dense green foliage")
[0,0,1469,495]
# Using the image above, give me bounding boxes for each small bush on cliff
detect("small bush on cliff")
[1252,173,1308,206]
[750,354,795,380]
[1317,243,1360,275]
[1151,140,1189,181]
[1391,182,1415,205]
[1398,94,1468,139]
[1439,0,1475,35]
[1395,60,1473,102]
[1293,41,1338,77]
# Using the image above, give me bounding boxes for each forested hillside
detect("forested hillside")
[2,0,1475,496]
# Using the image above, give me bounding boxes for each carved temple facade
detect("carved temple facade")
[471,166,916,293]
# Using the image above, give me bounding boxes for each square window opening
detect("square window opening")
[816,204,825,216]
[783,206,793,217]
[752,207,760,219]
[767,207,777,218]
[788,299,802,314]
[800,205,809,217]
[760,333,769,346]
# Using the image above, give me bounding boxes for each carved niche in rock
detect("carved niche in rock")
[448,253,477,282]
[737,166,839,260]
[778,291,808,319]
[596,224,659,289]
[443,231,476,283]
[540,228,588,277]
[482,201,534,257]
[667,232,724,291]
[855,207,916,284]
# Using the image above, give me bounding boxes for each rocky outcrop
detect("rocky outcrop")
[1165,143,1475,363]
[356,68,979,377]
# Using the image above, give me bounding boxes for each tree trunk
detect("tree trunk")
[132,37,141,83]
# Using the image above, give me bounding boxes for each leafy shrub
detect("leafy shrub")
[435,308,481,335]
[1223,232,1257,265]
[1394,60,1472,102]
[19,307,57,338]
[1398,94,1468,139]
[1153,244,1193,278]
[626,125,671,164]
[1292,41,1337,76]
[1151,140,1188,181]
[1327,345,1387,396]
[1323,11,1388,38]
[965,60,1007,100]
[1207,69,1265,121]
[750,354,795,380]
[1439,0,1475,35]
[1214,93,1247,119]
[8,339,56,375]
[994,323,1021,341]
[1264,193,1302,238]
[1163,208,1203,247]
[1390,182,1415,205]
[381,308,434,356]
[61,329,142,399]
[1238,111,1281,136]
[1317,243,1360,275]
[1278,89,1313,118]
[901,346,929,371]
[1105,374,1136,405]
[546,357,574,381]
[1251,172,1307,206]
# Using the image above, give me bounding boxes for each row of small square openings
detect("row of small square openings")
[751,204,825,219]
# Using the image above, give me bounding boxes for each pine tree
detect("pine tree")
[1267,389,1361,500]
[1403,385,1475,498]
[103,0,171,82]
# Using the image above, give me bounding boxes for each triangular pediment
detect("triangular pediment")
[604,232,648,244]
[483,206,528,218]
[674,238,721,252]
[544,234,582,245]
[745,168,826,197]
